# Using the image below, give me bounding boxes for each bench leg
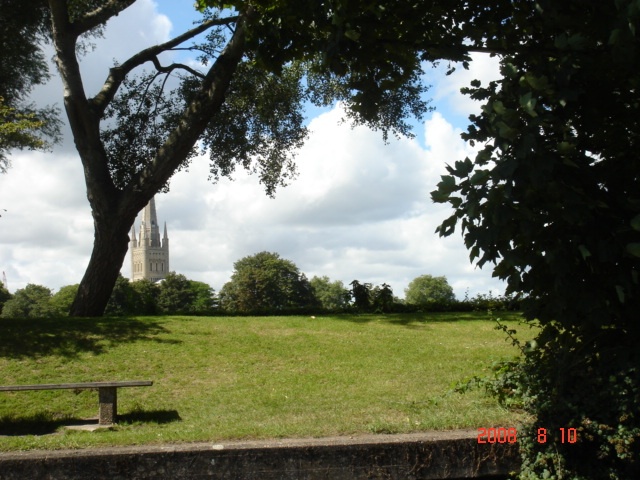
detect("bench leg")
[98,387,117,425]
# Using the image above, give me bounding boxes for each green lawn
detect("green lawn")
[0,312,532,451]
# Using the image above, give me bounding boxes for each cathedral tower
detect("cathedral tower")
[130,197,170,282]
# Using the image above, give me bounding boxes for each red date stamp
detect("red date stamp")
[477,427,578,444]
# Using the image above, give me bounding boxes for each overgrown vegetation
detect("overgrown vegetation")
[0,312,530,452]
[432,2,640,476]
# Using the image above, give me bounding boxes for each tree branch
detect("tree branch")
[72,0,137,35]
[48,0,121,212]
[91,15,239,114]
[123,12,249,203]
[150,57,206,79]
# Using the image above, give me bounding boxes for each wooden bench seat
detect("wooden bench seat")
[0,380,153,425]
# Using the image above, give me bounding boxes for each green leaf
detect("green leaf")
[631,214,640,231]
[519,92,538,117]
[437,175,457,194]
[578,245,591,260]
[344,29,360,41]
[492,100,507,115]
[616,285,625,303]
[625,243,640,257]
[470,170,489,185]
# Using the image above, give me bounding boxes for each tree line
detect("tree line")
[0,251,519,317]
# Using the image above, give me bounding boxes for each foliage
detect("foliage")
[404,275,455,306]
[371,283,394,312]
[309,276,351,311]
[219,252,318,313]
[156,272,196,315]
[0,0,60,169]
[0,284,11,315]
[104,275,137,316]
[129,279,160,315]
[348,280,398,313]
[431,1,640,477]
[349,280,372,311]
[50,284,79,315]
[187,280,218,315]
[0,284,57,318]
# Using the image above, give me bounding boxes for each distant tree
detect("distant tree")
[130,279,160,315]
[309,276,350,311]
[404,275,455,306]
[0,284,12,314]
[372,283,394,312]
[220,252,317,313]
[157,272,195,315]
[188,280,217,315]
[349,280,372,311]
[0,284,57,318]
[50,284,79,315]
[104,274,136,316]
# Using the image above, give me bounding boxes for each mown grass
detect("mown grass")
[0,311,533,451]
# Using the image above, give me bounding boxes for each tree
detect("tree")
[0,284,57,318]
[50,284,79,315]
[431,1,640,477]
[371,283,394,312]
[309,276,350,311]
[349,280,372,311]
[0,284,12,315]
[219,252,317,313]
[130,279,160,315]
[404,275,455,306]
[188,280,217,315]
[104,274,136,316]
[157,272,195,315]
[40,0,430,316]
[0,0,60,170]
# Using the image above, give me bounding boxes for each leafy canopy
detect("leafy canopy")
[431,1,640,477]
[220,252,317,312]
[0,0,60,170]
[404,275,455,306]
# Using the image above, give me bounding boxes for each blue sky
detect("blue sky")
[0,0,504,300]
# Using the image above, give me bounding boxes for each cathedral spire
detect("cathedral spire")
[163,221,169,248]
[130,196,170,282]
[141,197,161,247]
[130,225,137,248]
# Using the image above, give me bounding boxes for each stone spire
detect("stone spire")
[163,221,169,248]
[141,197,161,247]
[130,196,170,282]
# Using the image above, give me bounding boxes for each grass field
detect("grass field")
[0,312,532,451]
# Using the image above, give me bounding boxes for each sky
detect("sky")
[0,0,504,300]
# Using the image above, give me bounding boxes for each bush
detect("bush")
[219,252,318,313]
[1,284,57,318]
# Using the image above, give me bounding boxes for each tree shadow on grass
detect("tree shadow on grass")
[0,317,180,360]
[333,311,519,327]
[0,410,181,436]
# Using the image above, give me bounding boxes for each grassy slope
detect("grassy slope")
[0,312,532,451]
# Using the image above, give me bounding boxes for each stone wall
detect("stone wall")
[0,431,519,480]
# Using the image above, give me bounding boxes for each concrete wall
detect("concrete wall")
[0,431,519,480]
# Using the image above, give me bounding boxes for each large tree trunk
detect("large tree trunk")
[47,1,248,316]
[69,211,137,317]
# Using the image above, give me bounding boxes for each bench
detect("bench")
[0,380,153,425]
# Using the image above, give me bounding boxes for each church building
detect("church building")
[129,197,169,282]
